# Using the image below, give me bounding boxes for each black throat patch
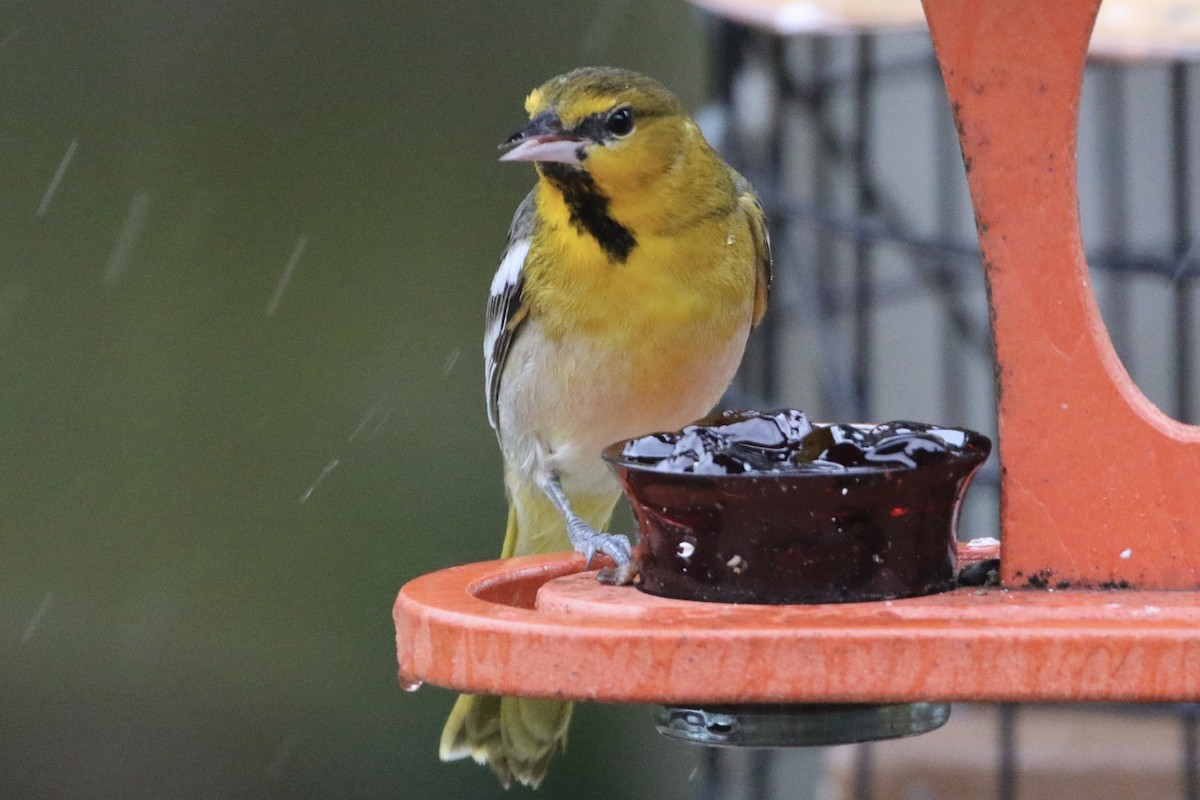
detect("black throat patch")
[540,164,636,263]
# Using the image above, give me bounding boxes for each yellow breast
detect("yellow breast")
[522,183,757,398]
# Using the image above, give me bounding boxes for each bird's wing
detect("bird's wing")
[484,189,537,433]
[736,175,772,328]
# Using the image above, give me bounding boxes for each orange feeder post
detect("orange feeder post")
[395,0,1200,731]
[925,0,1200,590]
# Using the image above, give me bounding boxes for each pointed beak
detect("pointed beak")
[498,112,588,165]
[499,136,587,164]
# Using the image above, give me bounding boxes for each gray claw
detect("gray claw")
[567,517,632,568]
[598,560,640,586]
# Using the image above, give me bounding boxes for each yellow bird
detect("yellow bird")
[439,67,771,788]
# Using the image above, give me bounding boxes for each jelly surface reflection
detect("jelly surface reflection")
[619,409,980,476]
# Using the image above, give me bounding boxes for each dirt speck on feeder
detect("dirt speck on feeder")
[1026,570,1052,589]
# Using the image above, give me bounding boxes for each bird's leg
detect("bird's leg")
[539,473,633,570]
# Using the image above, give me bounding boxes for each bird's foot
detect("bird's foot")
[566,517,632,570]
[597,560,640,586]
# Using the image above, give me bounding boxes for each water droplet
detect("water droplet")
[103,191,152,286]
[266,235,308,316]
[299,457,341,504]
[348,402,380,442]
[399,674,424,692]
[20,591,55,645]
[37,139,78,218]
[442,348,461,376]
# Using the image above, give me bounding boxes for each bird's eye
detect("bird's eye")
[605,106,634,137]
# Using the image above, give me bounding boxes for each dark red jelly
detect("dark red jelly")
[603,410,992,604]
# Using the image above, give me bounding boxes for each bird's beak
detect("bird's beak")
[499,136,587,164]
[499,113,588,165]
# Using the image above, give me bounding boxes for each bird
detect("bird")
[438,66,771,789]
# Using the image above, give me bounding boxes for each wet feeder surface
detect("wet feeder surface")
[605,409,992,605]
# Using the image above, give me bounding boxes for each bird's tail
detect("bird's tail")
[439,693,574,789]
[439,479,619,788]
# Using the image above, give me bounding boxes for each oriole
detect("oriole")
[439,66,771,788]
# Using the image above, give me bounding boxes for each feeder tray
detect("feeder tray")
[396,543,1200,707]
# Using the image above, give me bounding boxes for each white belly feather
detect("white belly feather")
[496,315,752,498]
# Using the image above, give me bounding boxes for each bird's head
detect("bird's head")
[499,67,691,197]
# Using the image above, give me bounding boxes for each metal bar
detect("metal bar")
[755,33,789,403]
[1097,64,1131,370]
[852,33,876,422]
[762,194,990,352]
[708,18,745,108]
[998,704,1018,800]
[1172,62,1194,423]
[709,22,777,410]
[701,747,725,800]
[750,749,773,800]
[807,34,850,419]
[853,742,875,800]
[934,56,967,423]
[778,53,939,100]
[1185,706,1200,800]
[761,190,1200,281]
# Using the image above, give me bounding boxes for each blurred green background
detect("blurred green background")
[0,1,722,797]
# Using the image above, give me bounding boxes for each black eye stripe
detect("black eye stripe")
[575,106,640,141]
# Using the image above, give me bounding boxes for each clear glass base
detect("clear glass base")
[654,702,951,747]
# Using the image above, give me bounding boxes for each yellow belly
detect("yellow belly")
[499,231,756,494]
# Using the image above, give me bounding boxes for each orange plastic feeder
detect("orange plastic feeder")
[396,0,1200,745]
